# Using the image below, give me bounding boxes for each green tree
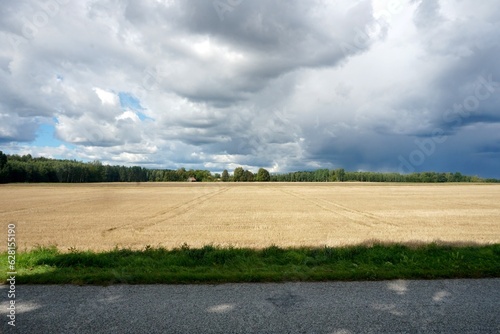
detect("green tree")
[242,170,254,182]
[335,168,345,182]
[256,168,270,182]
[453,172,463,182]
[233,167,244,182]
[176,168,187,181]
[0,151,8,183]
[0,151,7,170]
[314,169,329,182]
[194,170,212,182]
[437,173,447,183]
[89,160,105,182]
[221,169,229,182]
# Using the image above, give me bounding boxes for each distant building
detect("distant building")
[187,176,197,182]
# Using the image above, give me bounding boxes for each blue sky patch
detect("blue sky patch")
[32,123,62,147]
[119,92,143,110]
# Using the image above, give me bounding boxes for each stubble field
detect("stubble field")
[1,183,499,251]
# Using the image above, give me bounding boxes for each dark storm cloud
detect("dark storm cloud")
[131,0,377,105]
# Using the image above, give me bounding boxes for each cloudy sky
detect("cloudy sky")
[1,0,499,177]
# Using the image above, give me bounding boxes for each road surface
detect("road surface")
[1,279,499,333]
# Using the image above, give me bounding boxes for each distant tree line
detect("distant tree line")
[268,168,499,183]
[0,152,220,183]
[0,152,498,184]
[0,152,149,183]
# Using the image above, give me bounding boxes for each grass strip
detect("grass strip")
[1,243,499,285]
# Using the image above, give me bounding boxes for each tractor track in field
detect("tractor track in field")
[103,187,231,235]
[0,197,97,216]
[313,197,399,228]
[276,188,397,229]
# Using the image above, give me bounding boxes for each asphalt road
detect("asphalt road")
[1,279,499,333]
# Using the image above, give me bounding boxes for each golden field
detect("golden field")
[1,183,499,251]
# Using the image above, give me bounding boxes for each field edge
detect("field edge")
[1,242,499,285]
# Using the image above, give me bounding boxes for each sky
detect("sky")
[1,0,499,177]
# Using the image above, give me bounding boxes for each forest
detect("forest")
[0,151,498,183]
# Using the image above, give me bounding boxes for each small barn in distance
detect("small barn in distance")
[187,176,197,182]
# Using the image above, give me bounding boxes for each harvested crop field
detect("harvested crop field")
[1,183,499,251]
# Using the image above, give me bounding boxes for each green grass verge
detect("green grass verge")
[1,243,499,285]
